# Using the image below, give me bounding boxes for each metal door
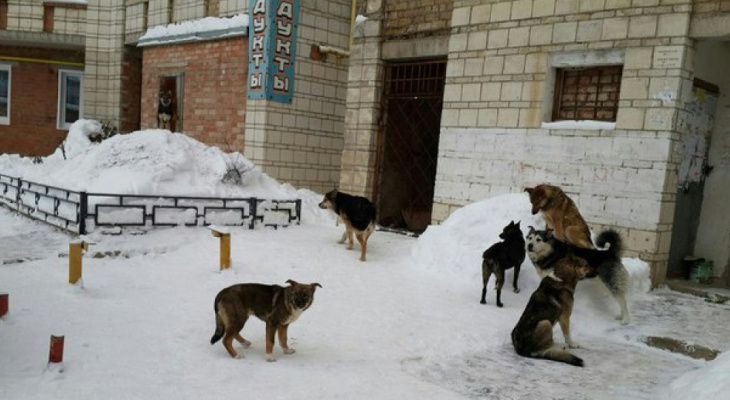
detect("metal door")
[375,59,446,233]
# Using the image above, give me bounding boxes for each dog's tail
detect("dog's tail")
[535,348,584,367]
[596,229,622,258]
[210,298,224,345]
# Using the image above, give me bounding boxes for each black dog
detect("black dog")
[318,189,377,261]
[480,221,526,307]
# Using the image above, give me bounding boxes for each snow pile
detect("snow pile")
[0,120,333,225]
[411,192,653,295]
[59,119,100,159]
[667,351,730,399]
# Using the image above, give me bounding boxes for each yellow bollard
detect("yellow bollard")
[69,241,88,284]
[209,227,231,271]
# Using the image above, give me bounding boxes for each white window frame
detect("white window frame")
[0,64,11,125]
[57,69,83,130]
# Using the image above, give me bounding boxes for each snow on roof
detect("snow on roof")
[137,14,249,47]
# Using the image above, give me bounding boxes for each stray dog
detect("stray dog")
[511,254,592,367]
[157,90,174,130]
[526,227,631,324]
[210,280,321,361]
[318,189,377,261]
[524,184,594,249]
[480,221,526,307]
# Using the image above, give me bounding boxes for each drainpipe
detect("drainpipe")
[0,56,83,67]
[350,0,357,50]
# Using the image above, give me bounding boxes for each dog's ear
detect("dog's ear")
[311,283,322,289]
[285,279,299,286]
[527,225,535,234]
[515,220,521,227]
[524,187,534,194]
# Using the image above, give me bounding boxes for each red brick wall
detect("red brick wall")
[120,45,142,133]
[141,37,247,150]
[0,46,84,156]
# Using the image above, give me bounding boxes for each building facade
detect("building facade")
[0,0,350,194]
[1,0,729,286]
[344,0,730,286]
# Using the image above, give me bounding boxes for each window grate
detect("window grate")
[384,60,446,99]
[552,66,622,122]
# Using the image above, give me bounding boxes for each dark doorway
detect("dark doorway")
[667,79,718,279]
[157,74,183,132]
[375,59,446,233]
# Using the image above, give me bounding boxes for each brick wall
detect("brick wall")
[383,0,453,39]
[0,46,84,156]
[120,45,142,132]
[141,37,247,150]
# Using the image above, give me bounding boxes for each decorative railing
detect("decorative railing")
[0,173,301,234]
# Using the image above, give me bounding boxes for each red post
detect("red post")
[0,293,7,317]
[49,335,65,363]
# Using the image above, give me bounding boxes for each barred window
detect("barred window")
[552,66,622,122]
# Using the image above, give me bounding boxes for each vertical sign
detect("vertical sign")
[248,0,299,103]
[247,0,270,100]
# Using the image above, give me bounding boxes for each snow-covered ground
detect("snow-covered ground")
[1,123,728,399]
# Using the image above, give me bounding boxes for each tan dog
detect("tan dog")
[511,254,592,367]
[524,184,594,249]
[210,280,321,361]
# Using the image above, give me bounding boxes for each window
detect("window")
[57,70,83,130]
[0,64,10,125]
[552,66,622,122]
[205,0,219,17]
[168,0,174,23]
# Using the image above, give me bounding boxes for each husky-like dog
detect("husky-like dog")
[525,227,631,324]
[524,184,594,249]
[480,221,526,307]
[511,254,592,367]
[318,189,377,261]
[210,280,321,361]
[157,90,174,130]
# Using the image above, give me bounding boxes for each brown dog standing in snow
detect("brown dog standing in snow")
[210,280,321,361]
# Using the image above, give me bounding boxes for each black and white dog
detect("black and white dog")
[525,227,631,324]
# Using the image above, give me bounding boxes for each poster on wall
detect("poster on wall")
[247,0,299,103]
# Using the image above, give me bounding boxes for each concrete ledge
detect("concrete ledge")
[690,13,730,39]
[0,30,84,50]
[382,36,449,60]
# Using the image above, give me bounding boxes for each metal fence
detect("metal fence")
[0,173,301,234]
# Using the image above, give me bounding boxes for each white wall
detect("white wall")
[693,40,730,283]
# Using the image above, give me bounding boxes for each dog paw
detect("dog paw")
[497,302,504,308]
[265,354,277,362]
[513,288,521,294]
[480,300,486,305]
[234,353,245,359]
[567,341,580,349]
[283,348,296,355]
[240,340,252,349]
[617,316,630,325]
